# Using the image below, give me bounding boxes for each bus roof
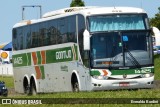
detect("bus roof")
[13,6,146,28]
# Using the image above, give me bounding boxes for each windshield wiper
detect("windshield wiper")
[125,48,141,68]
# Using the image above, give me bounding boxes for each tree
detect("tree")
[150,7,160,30]
[70,0,85,7]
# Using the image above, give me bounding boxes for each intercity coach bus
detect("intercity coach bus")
[12,6,154,94]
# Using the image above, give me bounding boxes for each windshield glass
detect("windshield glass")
[88,14,148,32]
[91,32,123,68]
[90,30,153,68]
[122,31,152,67]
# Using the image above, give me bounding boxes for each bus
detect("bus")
[12,6,154,94]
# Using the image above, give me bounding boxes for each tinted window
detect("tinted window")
[13,15,78,50]
[57,18,65,44]
[31,24,39,48]
[12,28,17,50]
[67,16,76,42]
[16,27,23,50]
[48,20,58,45]
[39,22,48,46]
[24,25,31,49]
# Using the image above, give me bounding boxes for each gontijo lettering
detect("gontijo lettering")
[56,50,71,60]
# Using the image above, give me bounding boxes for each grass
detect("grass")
[0,76,14,88]
[1,104,160,107]
[154,54,160,80]
[0,55,160,107]
[8,89,160,98]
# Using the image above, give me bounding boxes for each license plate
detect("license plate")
[119,82,130,87]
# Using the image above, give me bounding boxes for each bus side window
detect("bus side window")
[48,20,57,45]
[31,24,39,48]
[23,26,31,49]
[61,18,68,43]
[57,18,68,44]
[12,28,17,50]
[39,22,48,46]
[16,27,23,50]
[67,15,76,43]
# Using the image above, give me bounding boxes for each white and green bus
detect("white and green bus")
[12,7,154,94]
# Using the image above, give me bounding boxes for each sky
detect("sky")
[0,0,159,44]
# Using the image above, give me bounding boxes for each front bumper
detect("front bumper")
[90,76,154,91]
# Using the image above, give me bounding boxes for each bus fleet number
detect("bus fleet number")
[14,57,23,65]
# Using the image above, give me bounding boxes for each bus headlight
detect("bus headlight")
[92,76,108,80]
[141,73,153,78]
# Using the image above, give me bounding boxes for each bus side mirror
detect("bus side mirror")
[83,29,90,50]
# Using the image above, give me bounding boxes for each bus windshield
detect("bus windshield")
[88,14,153,69]
[90,30,153,68]
[88,14,148,32]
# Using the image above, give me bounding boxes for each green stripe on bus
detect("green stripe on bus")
[111,68,154,75]
[90,68,154,76]
[37,51,42,65]
[46,47,76,64]
[90,70,101,76]
[13,45,78,67]
[27,53,31,66]
[40,66,45,79]
[13,53,28,67]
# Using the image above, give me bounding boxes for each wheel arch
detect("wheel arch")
[71,70,81,90]
[23,75,30,85]
[23,75,30,93]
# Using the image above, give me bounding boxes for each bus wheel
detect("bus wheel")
[30,83,36,95]
[23,77,29,95]
[71,74,79,92]
[30,78,37,95]
[24,85,30,95]
[73,81,79,92]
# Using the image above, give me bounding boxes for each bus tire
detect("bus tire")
[71,73,79,92]
[73,81,79,92]
[25,85,30,95]
[30,83,36,95]
[23,77,30,95]
[30,77,37,95]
